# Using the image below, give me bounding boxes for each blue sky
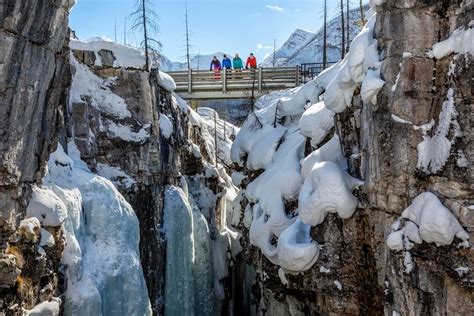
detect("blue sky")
[70,0,366,63]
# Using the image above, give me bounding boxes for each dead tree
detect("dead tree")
[130,0,162,70]
[322,0,327,68]
[346,0,350,51]
[340,0,345,58]
[185,0,191,71]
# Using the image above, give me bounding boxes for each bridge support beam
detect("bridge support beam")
[223,69,227,93]
[295,65,300,86]
[187,69,192,94]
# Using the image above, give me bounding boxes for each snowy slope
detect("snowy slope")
[262,6,370,67]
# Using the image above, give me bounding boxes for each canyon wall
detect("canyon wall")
[230,0,473,315]
[0,0,72,313]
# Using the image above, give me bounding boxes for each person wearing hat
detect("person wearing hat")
[233,53,243,78]
[210,56,222,80]
[245,53,257,69]
[222,54,232,70]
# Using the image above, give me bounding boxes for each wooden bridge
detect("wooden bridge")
[167,63,331,100]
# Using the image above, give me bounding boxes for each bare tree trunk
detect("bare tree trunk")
[340,0,345,58]
[185,1,191,71]
[142,0,149,70]
[360,0,365,23]
[323,0,327,67]
[346,0,350,51]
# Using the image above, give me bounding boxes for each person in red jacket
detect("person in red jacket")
[245,53,257,69]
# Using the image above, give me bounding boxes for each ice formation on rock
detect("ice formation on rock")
[163,186,215,316]
[416,88,461,174]
[42,145,152,316]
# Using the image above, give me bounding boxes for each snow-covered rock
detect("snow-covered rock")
[387,192,469,252]
[26,186,67,227]
[158,71,177,91]
[71,39,146,69]
[400,192,469,246]
[298,101,334,147]
[25,298,61,316]
[159,114,174,139]
[324,13,384,113]
[299,161,362,226]
[70,54,132,118]
[429,27,474,59]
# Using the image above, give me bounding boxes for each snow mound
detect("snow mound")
[277,218,319,272]
[26,186,67,227]
[299,161,362,226]
[298,101,334,147]
[158,71,177,91]
[159,114,174,139]
[387,192,469,249]
[107,122,150,142]
[25,298,61,316]
[324,13,384,113]
[300,135,347,179]
[429,26,474,59]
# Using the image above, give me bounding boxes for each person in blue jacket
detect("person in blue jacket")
[222,54,232,70]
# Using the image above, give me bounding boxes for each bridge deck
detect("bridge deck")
[167,63,334,100]
[167,67,299,100]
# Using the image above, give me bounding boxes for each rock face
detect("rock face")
[231,1,473,315]
[0,0,72,313]
[68,46,236,314]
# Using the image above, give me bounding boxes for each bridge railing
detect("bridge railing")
[167,63,337,98]
[300,62,337,83]
[168,66,299,94]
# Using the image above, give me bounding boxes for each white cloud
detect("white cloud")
[256,44,273,52]
[266,5,284,12]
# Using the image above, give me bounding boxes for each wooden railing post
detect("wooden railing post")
[223,69,227,93]
[295,65,300,86]
[188,69,192,94]
[258,67,262,93]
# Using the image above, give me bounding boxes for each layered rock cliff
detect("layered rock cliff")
[0,0,72,313]
[229,1,473,315]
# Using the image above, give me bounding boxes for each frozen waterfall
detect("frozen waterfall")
[163,185,215,316]
[42,144,152,316]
